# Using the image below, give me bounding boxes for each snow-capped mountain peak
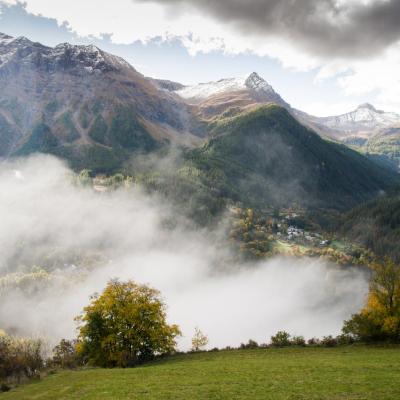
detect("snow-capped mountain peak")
[320,103,400,135]
[245,72,275,94]
[357,103,377,111]
[0,32,133,74]
[175,72,288,107]
[175,76,246,100]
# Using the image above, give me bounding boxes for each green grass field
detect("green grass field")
[3,346,400,400]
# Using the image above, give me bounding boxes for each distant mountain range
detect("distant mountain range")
[314,103,400,137]
[163,71,400,168]
[165,72,400,138]
[1,32,399,212]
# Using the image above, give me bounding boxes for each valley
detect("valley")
[1,26,400,399]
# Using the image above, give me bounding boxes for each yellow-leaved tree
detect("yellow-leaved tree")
[343,258,400,341]
[76,279,181,367]
[191,327,209,352]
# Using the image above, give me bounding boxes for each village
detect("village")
[227,205,369,266]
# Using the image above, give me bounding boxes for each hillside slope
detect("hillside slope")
[3,347,400,400]
[186,105,400,210]
[339,195,400,262]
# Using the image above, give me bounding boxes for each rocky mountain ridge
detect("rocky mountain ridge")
[0,32,201,169]
[316,103,400,138]
[1,32,400,174]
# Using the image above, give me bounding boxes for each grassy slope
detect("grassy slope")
[4,347,400,400]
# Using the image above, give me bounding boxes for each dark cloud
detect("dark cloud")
[137,0,400,59]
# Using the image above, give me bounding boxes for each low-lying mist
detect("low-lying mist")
[0,155,369,349]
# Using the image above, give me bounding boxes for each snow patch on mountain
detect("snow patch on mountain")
[176,72,281,101]
[0,33,14,45]
[0,33,133,74]
[321,103,400,134]
[176,77,246,100]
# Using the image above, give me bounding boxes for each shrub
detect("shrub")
[240,339,259,349]
[307,337,321,346]
[321,335,338,347]
[291,336,306,346]
[0,333,44,384]
[51,339,81,369]
[0,383,10,392]
[336,334,355,345]
[270,331,291,347]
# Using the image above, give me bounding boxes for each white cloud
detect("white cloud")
[2,0,400,113]
[10,0,318,70]
[337,44,400,113]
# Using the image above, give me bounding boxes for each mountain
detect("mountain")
[176,72,287,105]
[169,72,289,122]
[340,127,400,171]
[170,72,400,145]
[302,103,400,139]
[185,105,399,210]
[0,33,201,171]
[1,32,399,214]
[294,105,400,171]
[2,30,399,173]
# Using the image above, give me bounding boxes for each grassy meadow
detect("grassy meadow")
[3,346,400,400]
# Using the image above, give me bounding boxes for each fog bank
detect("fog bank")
[0,155,369,349]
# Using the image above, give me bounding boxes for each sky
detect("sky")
[0,0,399,116]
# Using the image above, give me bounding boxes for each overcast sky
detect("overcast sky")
[0,0,399,116]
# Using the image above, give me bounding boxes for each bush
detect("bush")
[336,334,355,345]
[291,336,306,346]
[307,338,321,346]
[270,331,291,347]
[51,339,81,369]
[0,383,11,392]
[321,335,338,347]
[240,339,259,349]
[0,333,44,384]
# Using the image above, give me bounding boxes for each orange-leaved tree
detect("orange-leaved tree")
[343,258,400,341]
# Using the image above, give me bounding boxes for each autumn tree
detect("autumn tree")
[343,258,400,341]
[191,327,209,352]
[270,331,291,347]
[76,280,181,367]
[52,339,80,369]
